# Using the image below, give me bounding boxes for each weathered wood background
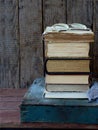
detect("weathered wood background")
[0,0,98,88]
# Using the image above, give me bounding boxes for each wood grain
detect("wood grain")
[19,0,43,88]
[67,0,93,28]
[0,88,27,124]
[0,0,19,88]
[43,0,67,29]
[1,88,98,128]
[93,0,98,78]
[94,0,98,56]
[0,0,97,88]
[0,110,20,123]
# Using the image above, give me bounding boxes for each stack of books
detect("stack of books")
[43,23,94,99]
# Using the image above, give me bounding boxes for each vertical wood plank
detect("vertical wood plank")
[67,0,93,28]
[43,0,67,29]
[0,0,19,88]
[93,0,98,56]
[19,0,43,88]
[93,0,98,78]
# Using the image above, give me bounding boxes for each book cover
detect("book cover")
[45,58,91,74]
[45,74,89,84]
[46,84,89,92]
[43,30,94,43]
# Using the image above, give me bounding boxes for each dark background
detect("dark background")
[0,0,98,88]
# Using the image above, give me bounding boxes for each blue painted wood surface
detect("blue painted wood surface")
[20,77,98,124]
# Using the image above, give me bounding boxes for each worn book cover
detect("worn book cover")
[45,74,89,84]
[43,30,94,43]
[46,84,89,92]
[45,58,91,74]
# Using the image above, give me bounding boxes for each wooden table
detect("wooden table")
[1,88,98,129]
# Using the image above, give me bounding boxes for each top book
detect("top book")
[43,23,94,42]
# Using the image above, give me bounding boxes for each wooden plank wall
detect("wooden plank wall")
[19,0,43,88]
[0,0,19,88]
[93,0,98,78]
[0,0,98,88]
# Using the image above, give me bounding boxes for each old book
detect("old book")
[46,84,89,92]
[44,91,88,99]
[45,59,90,74]
[45,74,89,84]
[45,42,90,58]
[43,30,94,43]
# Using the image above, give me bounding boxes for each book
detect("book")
[43,23,94,43]
[45,42,90,58]
[44,91,88,99]
[45,59,90,74]
[45,84,89,92]
[43,30,94,43]
[45,74,89,84]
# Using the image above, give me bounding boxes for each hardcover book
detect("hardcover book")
[45,42,91,58]
[44,91,88,99]
[43,30,94,43]
[46,84,89,92]
[45,74,89,84]
[43,23,94,99]
[45,59,90,74]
